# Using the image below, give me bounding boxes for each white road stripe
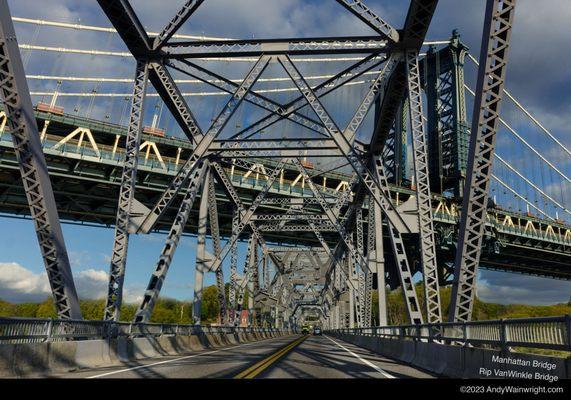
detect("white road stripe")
[324,335,396,379]
[85,336,289,379]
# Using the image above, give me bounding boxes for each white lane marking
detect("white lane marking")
[85,336,290,379]
[324,335,396,379]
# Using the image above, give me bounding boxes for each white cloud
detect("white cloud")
[0,262,51,302]
[477,270,571,305]
[0,262,142,304]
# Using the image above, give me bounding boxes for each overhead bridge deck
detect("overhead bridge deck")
[0,109,569,281]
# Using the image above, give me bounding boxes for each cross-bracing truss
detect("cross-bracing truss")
[1,0,518,327]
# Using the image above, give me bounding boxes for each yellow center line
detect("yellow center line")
[234,335,308,379]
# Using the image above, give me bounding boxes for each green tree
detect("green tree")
[201,285,220,323]
[36,298,57,318]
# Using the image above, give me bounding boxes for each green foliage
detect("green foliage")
[370,283,571,324]
[201,285,220,323]
[3,283,568,325]
[0,296,194,323]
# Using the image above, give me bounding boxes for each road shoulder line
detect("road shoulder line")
[324,335,396,379]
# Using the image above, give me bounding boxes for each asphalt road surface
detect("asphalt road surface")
[45,334,435,379]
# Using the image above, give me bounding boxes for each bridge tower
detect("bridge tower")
[421,30,470,198]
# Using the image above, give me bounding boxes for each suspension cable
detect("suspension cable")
[491,174,554,221]
[495,154,571,217]
[467,53,571,157]
[465,85,570,183]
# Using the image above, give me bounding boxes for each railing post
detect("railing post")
[566,315,571,352]
[46,318,54,342]
[427,323,433,343]
[498,319,508,352]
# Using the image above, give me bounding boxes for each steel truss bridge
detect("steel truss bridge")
[1,0,570,369]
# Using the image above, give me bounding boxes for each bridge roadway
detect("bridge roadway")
[37,335,433,379]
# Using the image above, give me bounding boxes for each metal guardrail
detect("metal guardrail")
[329,315,571,352]
[0,317,287,344]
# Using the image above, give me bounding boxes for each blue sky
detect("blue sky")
[1,0,570,307]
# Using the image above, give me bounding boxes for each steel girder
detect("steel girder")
[163,36,389,58]
[207,160,285,273]
[91,0,444,327]
[406,50,442,323]
[104,60,149,321]
[449,0,516,323]
[0,0,81,319]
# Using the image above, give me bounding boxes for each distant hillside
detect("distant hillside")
[1,283,569,324]
[0,283,242,324]
[373,284,571,325]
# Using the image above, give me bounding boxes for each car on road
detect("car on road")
[312,327,322,335]
[301,326,310,334]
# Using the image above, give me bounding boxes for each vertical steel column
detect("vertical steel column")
[192,169,210,324]
[356,209,366,327]
[248,235,258,326]
[234,234,254,326]
[207,170,227,324]
[368,195,386,325]
[228,207,239,324]
[450,0,516,323]
[103,60,149,321]
[0,1,81,319]
[406,50,442,324]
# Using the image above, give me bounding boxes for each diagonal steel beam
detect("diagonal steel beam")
[335,0,399,43]
[208,160,285,273]
[148,62,203,144]
[278,55,412,234]
[132,56,271,234]
[449,0,516,323]
[368,0,438,154]
[153,0,204,50]
[169,59,326,136]
[228,54,385,141]
[133,160,208,323]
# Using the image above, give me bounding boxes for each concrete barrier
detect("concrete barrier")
[0,345,15,377]
[47,341,77,372]
[329,333,571,379]
[0,330,291,377]
[75,340,111,368]
[12,343,49,376]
